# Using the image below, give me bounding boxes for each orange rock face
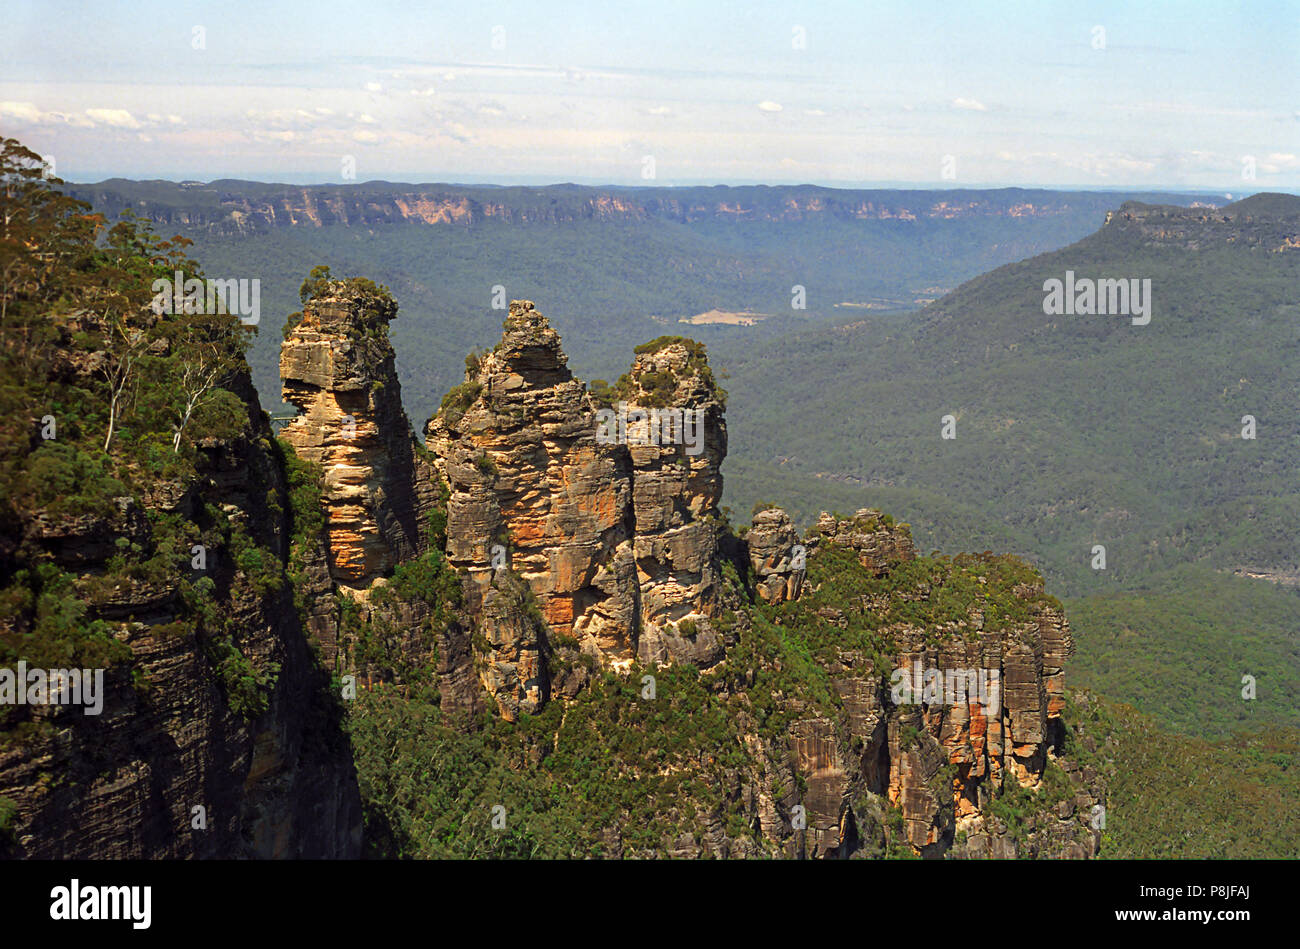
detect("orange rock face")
[425,302,732,717]
[279,288,427,589]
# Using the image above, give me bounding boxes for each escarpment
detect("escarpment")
[1,280,1098,860]
[1102,193,1300,251]
[296,296,1100,857]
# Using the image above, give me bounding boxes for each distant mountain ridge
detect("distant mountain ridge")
[65,179,1221,236]
[1102,192,1300,251]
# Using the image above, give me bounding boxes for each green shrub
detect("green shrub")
[390,549,462,608]
[16,442,127,517]
[439,381,483,418]
[587,379,618,407]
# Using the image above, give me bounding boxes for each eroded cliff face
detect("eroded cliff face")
[424,302,637,718]
[0,371,361,859]
[277,283,457,709]
[3,285,1094,860]
[742,509,1093,857]
[404,304,1097,859]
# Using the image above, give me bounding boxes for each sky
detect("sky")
[1,0,1297,189]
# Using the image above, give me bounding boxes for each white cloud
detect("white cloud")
[952,97,988,112]
[804,108,828,116]
[757,100,783,112]
[1260,153,1300,172]
[0,101,43,122]
[364,81,383,93]
[648,106,671,116]
[352,129,378,143]
[85,108,142,128]
[357,113,378,124]
[245,108,334,130]
[0,101,92,127]
[411,87,436,97]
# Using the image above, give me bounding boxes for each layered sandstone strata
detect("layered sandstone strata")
[743,507,1089,859]
[425,302,733,716]
[425,301,640,716]
[0,372,361,858]
[617,338,728,668]
[280,287,429,587]
[747,506,806,603]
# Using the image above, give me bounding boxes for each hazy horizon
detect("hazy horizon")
[4,1,1296,190]
[55,174,1286,198]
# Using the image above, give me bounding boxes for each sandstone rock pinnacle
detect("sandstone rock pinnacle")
[426,303,733,716]
[279,282,430,588]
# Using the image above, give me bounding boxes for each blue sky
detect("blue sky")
[2,0,1297,188]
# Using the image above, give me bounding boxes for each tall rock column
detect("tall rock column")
[279,284,428,590]
[613,338,729,668]
[426,301,640,717]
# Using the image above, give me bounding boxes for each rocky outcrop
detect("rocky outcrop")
[425,303,735,716]
[277,281,466,712]
[812,509,916,573]
[747,507,805,603]
[476,570,549,722]
[425,301,641,716]
[1,289,1093,860]
[418,314,1093,859]
[743,506,1096,859]
[270,293,1094,859]
[280,286,430,589]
